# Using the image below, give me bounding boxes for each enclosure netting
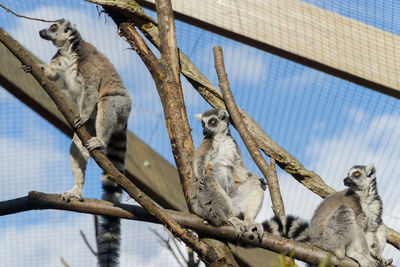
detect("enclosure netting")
[0,0,399,266]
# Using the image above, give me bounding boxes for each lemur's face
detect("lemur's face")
[199,109,230,138]
[39,19,75,46]
[343,164,376,191]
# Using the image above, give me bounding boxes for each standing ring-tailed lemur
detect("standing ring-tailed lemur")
[263,164,393,266]
[189,108,266,241]
[38,19,132,267]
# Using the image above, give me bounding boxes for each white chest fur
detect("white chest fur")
[209,136,238,167]
[58,52,82,104]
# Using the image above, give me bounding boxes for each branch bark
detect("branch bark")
[0,192,359,266]
[82,0,400,250]
[0,27,219,265]
[213,46,285,217]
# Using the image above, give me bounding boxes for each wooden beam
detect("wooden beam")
[138,0,400,98]
[0,41,187,212]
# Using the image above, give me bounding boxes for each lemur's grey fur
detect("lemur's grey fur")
[263,164,392,266]
[189,108,266,241]
[38,19,132,267]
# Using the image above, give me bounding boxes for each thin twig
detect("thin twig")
[0,3,57,22]
[151,229,185,267]
[213,46,286,217]
[171,236,186,262]
[60,257,70,267]
[80,230,98,257]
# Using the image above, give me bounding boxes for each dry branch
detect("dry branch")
[83,0,400,250]
[0,4,58,23]
[0,27,220,265]
[0,192,359,266]
[213,46,285,217]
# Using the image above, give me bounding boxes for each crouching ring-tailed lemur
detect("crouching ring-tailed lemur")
[263,164,393,266]
[38,19,132,267]
[189,108,266,242]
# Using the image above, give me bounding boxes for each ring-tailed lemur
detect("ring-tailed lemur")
[39,19,132,267]
[263,164,393,266]
[189,108,266,241]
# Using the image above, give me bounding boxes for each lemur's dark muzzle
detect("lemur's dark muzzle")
[344,177,356,187]
[39,29,51,40]
[203,128,213,138]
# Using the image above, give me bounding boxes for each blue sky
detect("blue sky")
[0,0,399,266]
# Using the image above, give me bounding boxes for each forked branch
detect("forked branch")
[213,46,285,217]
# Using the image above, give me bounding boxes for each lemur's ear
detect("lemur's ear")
[218,109,229,120]
[63,20,70,33]
[366,164,376,178]
[194,114,202,121]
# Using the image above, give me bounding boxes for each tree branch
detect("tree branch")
[0,4,58,23]
[0,192,359,266]
[0,27,219,265]
[80,230,98,257]
[213,46,285,217]
[82,0,400,250]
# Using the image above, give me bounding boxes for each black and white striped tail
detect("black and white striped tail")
[97,129,127,267]
[262,215,310,242]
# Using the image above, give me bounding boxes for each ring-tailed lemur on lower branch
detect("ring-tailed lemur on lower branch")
[263,164,393,267]
[189,108,266,242]
[38,19,132,267]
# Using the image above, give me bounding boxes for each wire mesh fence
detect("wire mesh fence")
[0,0,399,266]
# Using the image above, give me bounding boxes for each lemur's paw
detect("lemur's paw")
[85,137,106,152]
[247,222,264,243]
[73,116,89,130]
[62,185,84,202]
[228,217,246,240]
[381,257,393,266]
[21,64,32,73]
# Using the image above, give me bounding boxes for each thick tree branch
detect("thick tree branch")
[155,0,193,208]
[213,46,285,217]
[0,192,359,266]
[83,0,400,250]
[0,27,220,265]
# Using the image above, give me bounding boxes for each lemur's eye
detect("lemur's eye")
[209,119,216,125]
[201,121,205,127]
[50,24,57,31]
[354,172,360,177]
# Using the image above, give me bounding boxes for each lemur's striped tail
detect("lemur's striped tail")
[97,129,127,267]
[262,215,310,242]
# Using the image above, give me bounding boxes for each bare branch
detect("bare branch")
[80,230,98,257]
[0,192,359,266]
[151,229,185,267]
[213,46,285,217]
[60,257,70,267]
[0,3,57,23]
